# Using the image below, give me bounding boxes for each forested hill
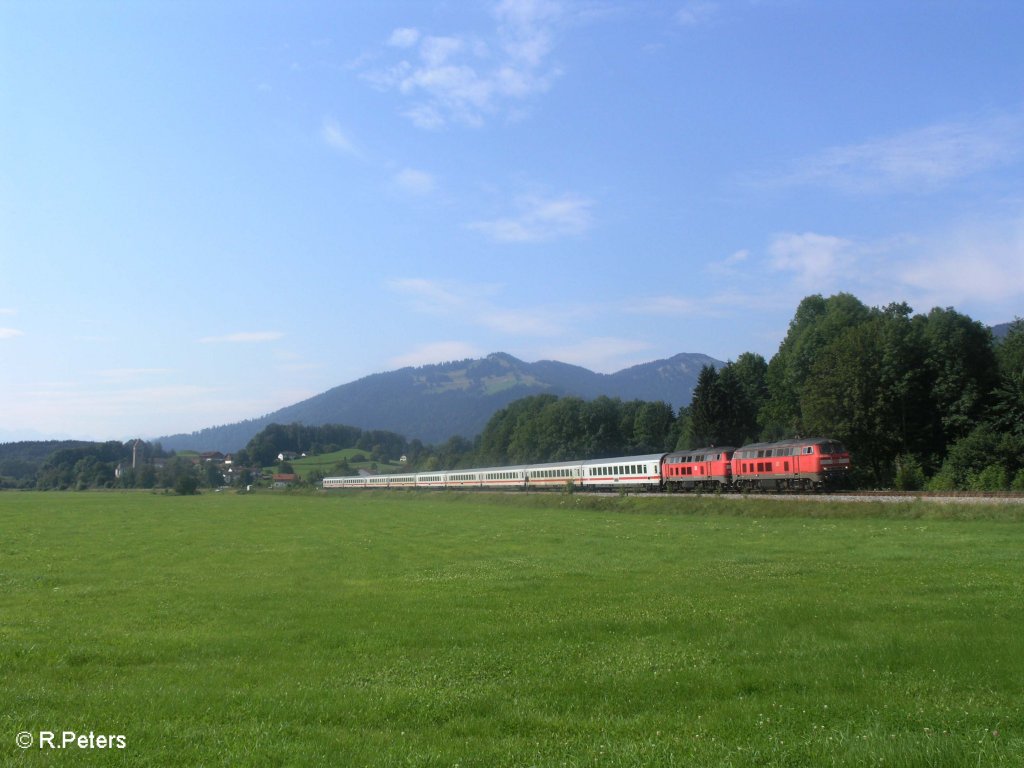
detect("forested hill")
[0,440,95,487]
[992,321,1015,339]
[157,352,723,453]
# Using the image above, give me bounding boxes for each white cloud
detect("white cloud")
[895,213,1024,308]
[388,277,573,336]
[676,2,718,27]
[0,327,23,339]
[198,331,285,344]
[388,278,479,313]
[2,381,223,440]
[768,232,852,289]
[480,308,565,336]
[418,35,465,68]
[320,118,357,154]
[393,167,436,195]
[388,27,421,48]
[758,213,1024,321]
[539,336,654,373]
[469,193,594,242]
[766,111,1024,193]
[703,248,750,279]
[363,0,563,128]
[623,296,701,316]
[389,341,485,368]
[620,288,764,320]
[495,0,561,65]
[96,368,174,381]
[403,104,446,130]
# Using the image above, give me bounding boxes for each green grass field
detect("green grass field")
[2,491,1022,766]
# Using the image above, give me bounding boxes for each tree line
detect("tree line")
[11,441,213,493]
[683,295,1023,490]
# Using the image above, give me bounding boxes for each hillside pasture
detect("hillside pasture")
[284,448,405,480]
[1,491,1022,766]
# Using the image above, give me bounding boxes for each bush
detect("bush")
[969,464,1008,492]
[925,463,958,492]
[1012,469,1024,492]
[893,454,926,491]
[175,476,200,496]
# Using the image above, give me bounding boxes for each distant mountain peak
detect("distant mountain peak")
[157,351,724,452]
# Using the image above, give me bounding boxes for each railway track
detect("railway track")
[645,490,1024,504]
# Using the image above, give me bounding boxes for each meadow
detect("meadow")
[288,449,405,480]
[1,490,1021,767]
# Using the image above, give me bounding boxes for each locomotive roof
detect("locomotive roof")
[737,437,841,450]
[664,446,737,457]
[579,453,666,464]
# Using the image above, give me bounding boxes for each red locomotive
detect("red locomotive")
[662,446,736,491]
[730,437,850,491]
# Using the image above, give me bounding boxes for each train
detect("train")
[321,436,851,493]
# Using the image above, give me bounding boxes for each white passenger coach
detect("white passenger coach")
[321,454,665,492]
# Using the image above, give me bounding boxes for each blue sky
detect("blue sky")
[2,1,1023,442]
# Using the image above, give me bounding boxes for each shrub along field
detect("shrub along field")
[2,491,1022,767]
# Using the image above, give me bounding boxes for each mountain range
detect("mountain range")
[157,352,724,453]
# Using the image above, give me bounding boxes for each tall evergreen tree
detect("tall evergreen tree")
[689,365,724,446]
